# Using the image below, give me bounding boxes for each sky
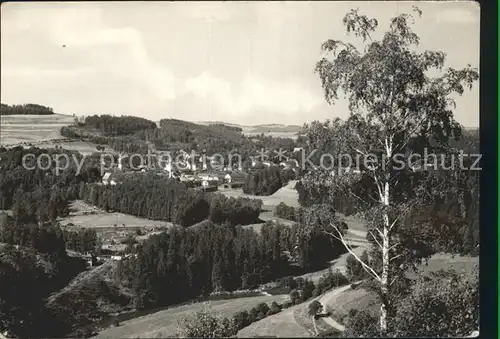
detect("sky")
[1,1,479,126]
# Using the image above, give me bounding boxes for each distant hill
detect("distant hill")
[197,121,303,135]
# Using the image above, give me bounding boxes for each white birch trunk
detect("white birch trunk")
[380,193,390,332]
[379,138,392,333]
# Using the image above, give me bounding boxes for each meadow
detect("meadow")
[93,294,290,339]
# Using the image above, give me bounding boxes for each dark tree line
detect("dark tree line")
[116,219,344,310]
[154,119,253,153]
[80,174,263,227]
[0,147,102,222]
[0,103,54,115]
[243,166,295,196]
[208,194,262,226]
[126,222,290,308]
[81,114,157,136]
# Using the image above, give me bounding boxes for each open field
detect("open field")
[325,287,379,324]
[0,114,111,155]
[0,113,75,124]
[220,180,300,208]
[59,200,174,229]
[0,114,74,145]
[58,200,172,251]
[94,294,290,339]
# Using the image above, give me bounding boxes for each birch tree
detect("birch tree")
[306,7,478,333]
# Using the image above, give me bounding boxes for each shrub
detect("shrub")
[290,289,301,305]
[314,269,349,295]
[390,268,479,337]
[275,202,298,221]
[256,302,270,316]
[343,309,380,338]
[233,310,250,330]
[269,301,282,315]
[308,300,323,317]
[181,307,237,338]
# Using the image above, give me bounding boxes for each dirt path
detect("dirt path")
[315,282,364,332]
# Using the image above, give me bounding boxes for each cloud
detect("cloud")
[184,71,321,117]
[2,4,176,102]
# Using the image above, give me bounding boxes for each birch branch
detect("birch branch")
[326,223,382,282]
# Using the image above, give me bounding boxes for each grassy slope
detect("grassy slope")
[94,294,290,339]
[0,114,74,144]
[220,180,300,208]
[0,114,109,155]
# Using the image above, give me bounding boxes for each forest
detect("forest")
[60,115,304,159]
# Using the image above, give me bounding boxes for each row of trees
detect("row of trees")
[180,268,350,337]
[0,103,54,115]
[80,114,157,136]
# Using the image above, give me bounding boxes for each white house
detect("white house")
[293,147,303,153]
[102,172,112,185]
[224,173,232,183]
[111,255,123,261]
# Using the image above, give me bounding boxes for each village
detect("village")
[100,147,302,191]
